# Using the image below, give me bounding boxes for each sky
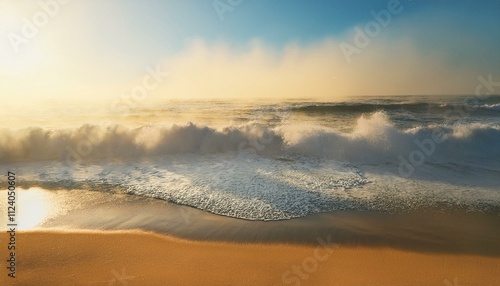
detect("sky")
[1,0,500,105]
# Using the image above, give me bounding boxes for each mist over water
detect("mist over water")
[2,95,500,220]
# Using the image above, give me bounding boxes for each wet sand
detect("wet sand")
[1,230,499,286]
[38,188,500,256]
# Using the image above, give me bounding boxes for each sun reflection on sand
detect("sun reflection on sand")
[19,188,56,229]
[1,188,63,230]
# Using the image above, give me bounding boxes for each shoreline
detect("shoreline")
[37,189,500,257]
[2,188,499,284]
[1,230,499,286]
[2,188,500,256]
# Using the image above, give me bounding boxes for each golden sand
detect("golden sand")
[1,230,499,286]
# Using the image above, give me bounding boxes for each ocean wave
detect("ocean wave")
[481,103,500,111]
[3,111,499,220]
[0,112,499,165]
[290,100,500,115]
[0,123,282,163]
[292,102,441,113]
[284,112,500,164]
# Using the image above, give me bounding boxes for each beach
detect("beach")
[1,188,500,285]
[2,0,500,284]
[1,230,499,286]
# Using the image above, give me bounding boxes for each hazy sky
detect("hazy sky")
[1,0,500,104]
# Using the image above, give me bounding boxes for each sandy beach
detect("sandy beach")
[2,188,499,285]
[1,230,498,286]
[2,0,500,285]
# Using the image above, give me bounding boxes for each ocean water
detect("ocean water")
[1,95,500,220]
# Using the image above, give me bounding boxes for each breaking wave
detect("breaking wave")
[1,112,499,166]
[2,112,499,220]
[1,112,500,166]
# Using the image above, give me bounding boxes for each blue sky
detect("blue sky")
[97,0,500,53]
[1,0,500,101]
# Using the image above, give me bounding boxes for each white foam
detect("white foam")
[8,150,499,220]
[481,103,500,111]
[1,112,499,166]
[2,112,499,220]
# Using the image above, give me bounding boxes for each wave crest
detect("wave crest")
[1,112,499,165]
[0,123,283,163]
